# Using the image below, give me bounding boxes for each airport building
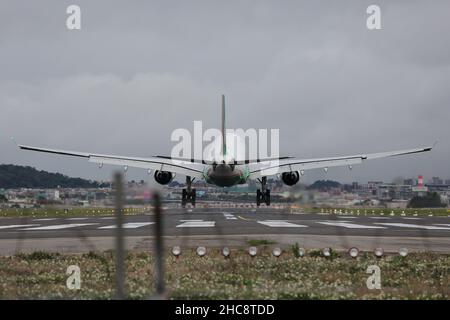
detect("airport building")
[1,174,449,209]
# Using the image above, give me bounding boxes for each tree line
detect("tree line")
[0,164,108,189]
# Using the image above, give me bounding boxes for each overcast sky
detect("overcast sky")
[1,1,449,184]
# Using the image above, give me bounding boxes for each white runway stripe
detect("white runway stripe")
[33,218,58,221]
[176,220,215,228]
[376,223,450,230]
[100,217,115,220]
[20,223,98,231]
[0,224,40,230]
[318,221,385,229]
[257,220,307,228]
[433,224,450,227]
[99,222,154,229]
[402,217,422,220]
[337,216,357,219]
[223,213,237,220]
[369,217,391,219]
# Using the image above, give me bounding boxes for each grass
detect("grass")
[0,249,448,299]
[0,207,147,218]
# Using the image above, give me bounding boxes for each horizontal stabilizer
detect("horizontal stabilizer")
[154,155,293,165]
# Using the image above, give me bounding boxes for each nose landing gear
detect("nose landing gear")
[182,176,196,208]
[256,176,270,206]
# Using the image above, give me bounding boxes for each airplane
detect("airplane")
[15,95,434,207]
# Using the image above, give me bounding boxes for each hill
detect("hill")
[0,164,105,189]
[307,180,341,191]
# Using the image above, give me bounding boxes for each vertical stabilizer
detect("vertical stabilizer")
[221,94,226,158]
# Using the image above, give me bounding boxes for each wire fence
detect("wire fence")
[0,171,448,299]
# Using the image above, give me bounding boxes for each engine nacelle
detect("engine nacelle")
[281,171,300,186]
[154,170,174,185]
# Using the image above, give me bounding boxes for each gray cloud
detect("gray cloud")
[1,0,449,183]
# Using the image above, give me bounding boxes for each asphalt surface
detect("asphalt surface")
[0,207,449,254]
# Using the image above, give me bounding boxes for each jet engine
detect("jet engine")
[281,171,300,186]
[154,170,174,185]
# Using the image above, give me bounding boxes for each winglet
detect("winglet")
[10,137,18,147]
[432,139,439,148]
[423,140,438,152]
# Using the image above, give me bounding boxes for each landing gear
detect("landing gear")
[182,176,196,208]
[182,188,196,207]
[256,177,270,206]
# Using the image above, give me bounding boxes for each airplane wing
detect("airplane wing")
[17,144,207,179]
[248,144,434,179]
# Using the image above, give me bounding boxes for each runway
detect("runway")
[0,207,449,254]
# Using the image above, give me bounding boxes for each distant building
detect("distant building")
[403,178,414,186]
[430,177,443,185]
[377,184,413,201]
[367,181,383,196]
[412,175,428,194]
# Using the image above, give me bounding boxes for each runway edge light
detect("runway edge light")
[298,247,306,257]
[172,246,181,257]
[196,246,206,257]
[399,248,408,257]
[272,247,282,257]
[348,247,359,258]
[374,248,384,258]
[222,247,230,258]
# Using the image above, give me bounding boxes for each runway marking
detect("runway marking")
[318,221,385,229]
[375,223,450,230]
[179,219,204,222]
[223,213,237,220]
[67,218,88,221]
[369,217,391,219]
[100,217,115,220]
[0,224,40,230]
[20,223,98,231]
[33,218,58,221]
[176,220,215,228]
[402,217,422,220]
[257,220,307,228]
[99,222,154,229]
[433,224,450,227]
[337,216,357,219]
[237,215,254,221]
